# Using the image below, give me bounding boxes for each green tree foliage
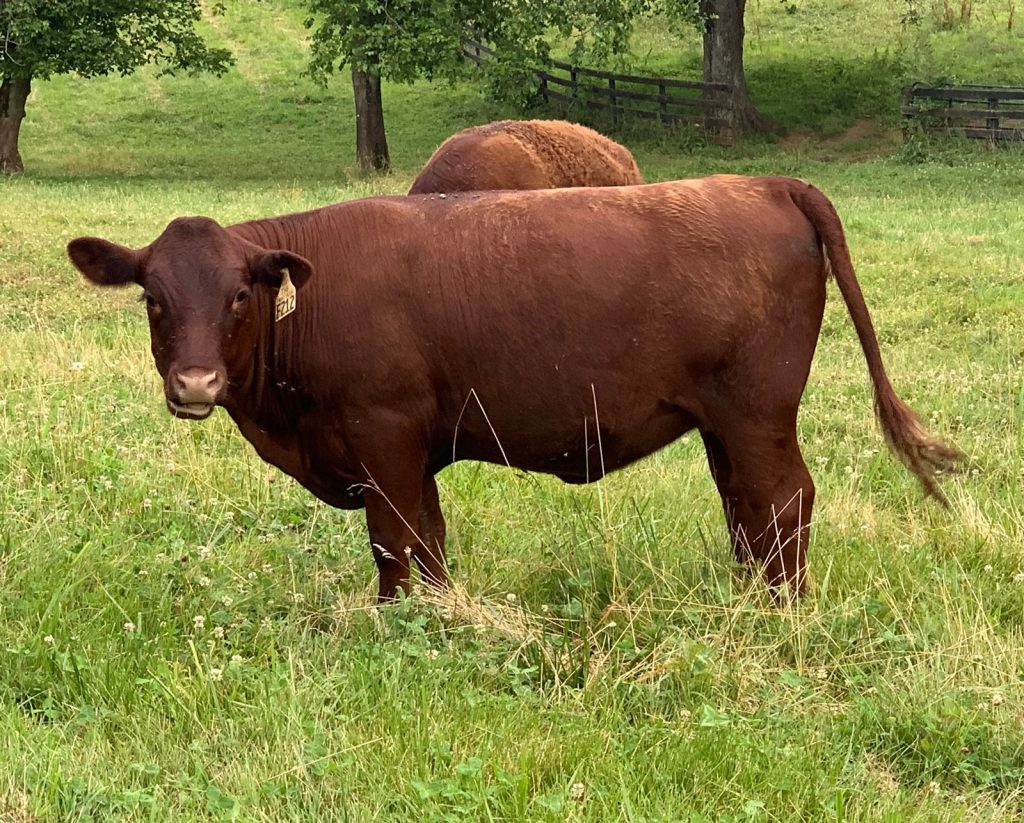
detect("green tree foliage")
[303,0,654,171]
[305,0,475,86]
[304,0,769,169]
[304,0,482,171]
[0,0,231,173]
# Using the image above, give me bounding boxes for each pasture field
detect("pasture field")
[1,1,1023,820]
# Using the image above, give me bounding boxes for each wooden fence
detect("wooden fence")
[901,84,1024,142]
[462,37,735,145]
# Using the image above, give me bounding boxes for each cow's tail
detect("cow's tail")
[787,179,963,506]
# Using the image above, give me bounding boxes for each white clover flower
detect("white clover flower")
[197,575,211,588]
[43,635,54,645]
[569,783,585,801]
[123,621,136,634]
[212,626,225,639]
[193,615,206,630]
[210,668,223,682]
[230,654,243,665]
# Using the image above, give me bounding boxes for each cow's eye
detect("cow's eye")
[233,289,250,306]
[142,292,158,310]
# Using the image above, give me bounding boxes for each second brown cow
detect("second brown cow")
[409,119,644,194]
[69,176,960,601]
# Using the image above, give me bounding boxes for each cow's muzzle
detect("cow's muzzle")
[167,367,225,420]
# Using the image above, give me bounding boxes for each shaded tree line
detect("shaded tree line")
[306,0,769,171]
[1,0,764,175]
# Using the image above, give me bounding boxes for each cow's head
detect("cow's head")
[68,216,313,420]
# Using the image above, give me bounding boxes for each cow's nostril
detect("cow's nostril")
[174,368,223,403]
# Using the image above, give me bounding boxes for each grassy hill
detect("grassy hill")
[1,1,1023,820]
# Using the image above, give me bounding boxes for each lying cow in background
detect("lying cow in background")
[409,119,644,194]
[69,176,961,601]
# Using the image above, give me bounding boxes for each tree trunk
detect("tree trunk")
[351,64,389,173]
[0,76,30,175]
[699,0,777,140]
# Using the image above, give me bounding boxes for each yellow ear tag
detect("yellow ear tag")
[275,268,296,322]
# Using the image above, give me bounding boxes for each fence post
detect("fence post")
[609,76,618,125]
[539,72,549,106]
[570,68,578,104]
[987,96,1000,140]
[900,85,912,141]
[659,81,667,124]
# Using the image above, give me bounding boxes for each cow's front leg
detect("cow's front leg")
[364,473,448,599]
[415,474,447,587]
[356,433,431,601]
[364,483,423,602]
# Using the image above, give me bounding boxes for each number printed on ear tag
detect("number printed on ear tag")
[275,268,296,322]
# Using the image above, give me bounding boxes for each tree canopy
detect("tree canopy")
[0,0,231,173]
[0,0,231,80]
[303,0,652,170]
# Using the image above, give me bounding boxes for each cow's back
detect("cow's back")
[409,120,644,194]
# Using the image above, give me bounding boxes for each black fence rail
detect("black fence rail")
[901,83,1024,142]
[462,37,735,145]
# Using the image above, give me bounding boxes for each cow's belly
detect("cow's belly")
[446,398,699,483]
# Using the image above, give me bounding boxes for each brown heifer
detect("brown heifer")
[409,119,644,194]
[68,176,960,601]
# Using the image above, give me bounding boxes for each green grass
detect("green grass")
[2,0,1024,820]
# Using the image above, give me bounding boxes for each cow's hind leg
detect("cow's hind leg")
[701,423,815,596]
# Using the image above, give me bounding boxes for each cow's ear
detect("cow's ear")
[67,237,140,287]
[251,250,314,290]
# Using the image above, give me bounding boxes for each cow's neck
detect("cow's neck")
[218,300,297,441]
[225,216,321,434]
